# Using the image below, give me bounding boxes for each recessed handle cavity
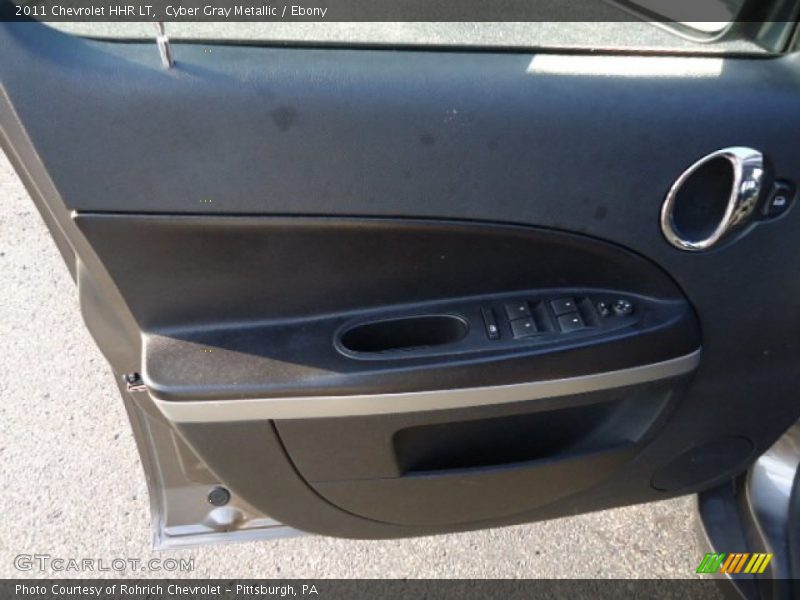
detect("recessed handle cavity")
[661,147,765,251]
[339,315,469,355]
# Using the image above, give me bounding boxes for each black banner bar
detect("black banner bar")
[3,579,728,600]
[0,0,759,23]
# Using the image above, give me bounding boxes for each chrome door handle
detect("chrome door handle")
[661,147,765,251]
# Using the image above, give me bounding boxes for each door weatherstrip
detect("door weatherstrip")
[152,349,701,423]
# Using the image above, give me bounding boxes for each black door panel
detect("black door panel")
[74,215,698,402]
[3,21,800,541]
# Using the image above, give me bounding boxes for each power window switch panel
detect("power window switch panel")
[557,313,586,333]
[511,318,538,339]
[551,298,577,316]
[504,301,531,320]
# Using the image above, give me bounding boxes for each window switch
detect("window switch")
[504,301,531,321]
[551,298,577,316]
[511,318,538,339]
[557,313,586,333]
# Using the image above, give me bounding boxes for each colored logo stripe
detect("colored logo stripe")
[697,553,772,574]
[697,553,725,574]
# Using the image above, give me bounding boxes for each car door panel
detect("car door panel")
[2,21,800,542]
[73,215,698,399]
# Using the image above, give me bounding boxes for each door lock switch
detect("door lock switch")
[557,313,586,333]
[763,180,795,219]
[511,318,538,339]
[504,301,531,321]
[551,298,577,316]
[596,301,611,317]
[481,307,500,340]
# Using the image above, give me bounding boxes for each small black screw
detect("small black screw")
[123,373,146,391]
[123,373,142,385]
[208,486,231,507]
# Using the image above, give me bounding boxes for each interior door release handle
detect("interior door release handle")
[661,147,765,251]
